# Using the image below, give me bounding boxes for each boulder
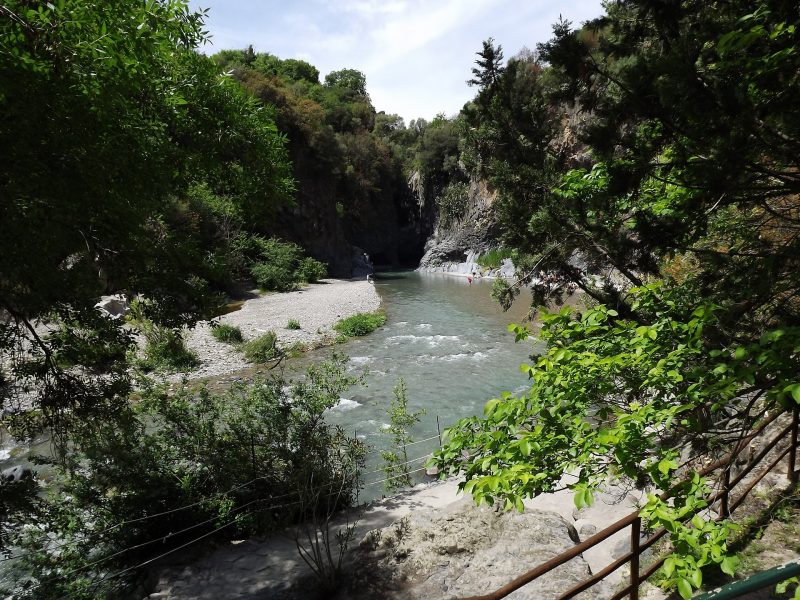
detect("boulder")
[344,497,592,599]
[2,465,33,483]
[574,519,598,539]
[95,294,129,318]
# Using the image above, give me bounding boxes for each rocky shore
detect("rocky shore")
[177,278,381,381]
[146,478,645,599]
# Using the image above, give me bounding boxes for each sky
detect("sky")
[187,0,606,123]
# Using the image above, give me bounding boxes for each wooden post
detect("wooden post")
[790,406,799,485]
[436,415,443,446]
[721,467,731,519]
[630,517,641,600]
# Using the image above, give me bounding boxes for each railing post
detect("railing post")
[630,517,641,600]
[436,415,443,446]
[790,406,799,485]
[720,467,730,519]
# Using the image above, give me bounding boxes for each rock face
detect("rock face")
[417,177,513,277]
[343,498,592,599]
[267,147,433,277]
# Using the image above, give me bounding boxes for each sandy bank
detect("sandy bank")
[179,279,381,381]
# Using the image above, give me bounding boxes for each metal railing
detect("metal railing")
[459,406,800,600]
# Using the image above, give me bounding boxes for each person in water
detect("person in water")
[467,274,473,284]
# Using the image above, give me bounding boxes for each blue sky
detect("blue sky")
[188,0,606,122]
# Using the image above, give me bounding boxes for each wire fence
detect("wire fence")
[11,415,450,598]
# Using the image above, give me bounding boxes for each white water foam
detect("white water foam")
[386,334,461,350]
[438,353,470,362]
[328,398,362,412]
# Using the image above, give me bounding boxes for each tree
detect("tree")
[0,0,292,434]
[467,37,505,89]
[9,355,366,599]
[380,378,425,492]
[324,68,368,98]
[434,2,800,597]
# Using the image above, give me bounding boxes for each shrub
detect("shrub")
[139,325,199,372]
[435,181,469,225]
[211,323,244,344]
[298,257,327,283]
[246,237,328,292]
[10,355,366,599]
[333,311,386,339]
[251,261,296,292]
[380,378,425,492]
[127,300,198,372]
[477,247,514,270]
[243,331,280,363]
[287,319,301,330]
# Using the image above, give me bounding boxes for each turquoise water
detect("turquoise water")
[0,272,541,499]
[289,271,540,498]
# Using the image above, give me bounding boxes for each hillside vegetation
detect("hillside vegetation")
[433,2,800,597]
[1,0,799,598]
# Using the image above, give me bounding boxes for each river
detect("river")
[0,272,542,500]
[288,271,540,500]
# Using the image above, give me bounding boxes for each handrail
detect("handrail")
[459,512,640,600]
[456,407,799,600]
[695,559,800,599]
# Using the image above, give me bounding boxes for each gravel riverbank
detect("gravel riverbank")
[179,279,381,381]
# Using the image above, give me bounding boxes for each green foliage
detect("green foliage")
[138,326,198,373]
[0,0,292,423]
[242,332,280,364]
[434,283,800,581]
[477,247,513,270]
[298,257,328,283]
[251,261,296,292]
[211,323,244,344]
[324,69,368,98]
[333,311,387,339]
[776,577,800,599]
[128,299,198,373]
[436,182,469,225]
[7,356,366,599]
[380,378,425,492]
[468,38,506,89]
[286,319,301,330]
[250,53,320,84]
[248,237,327,292]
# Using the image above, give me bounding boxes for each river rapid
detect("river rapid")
[0,271,542,500]
[288,271,541,499]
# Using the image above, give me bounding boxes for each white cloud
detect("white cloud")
[189,0,607,121]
